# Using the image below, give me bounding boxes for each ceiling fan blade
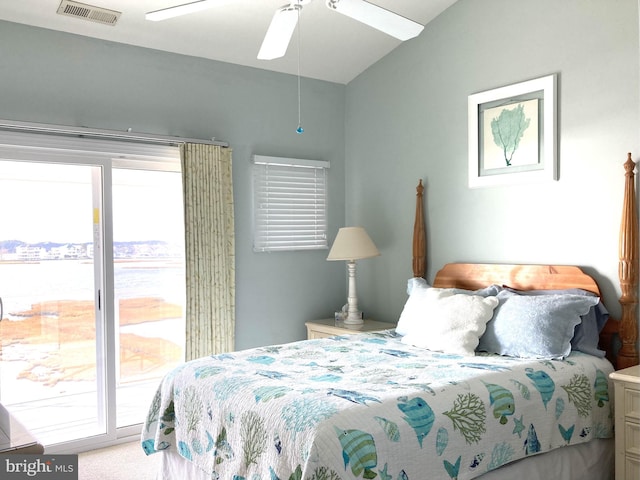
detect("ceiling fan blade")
[326,0,424,41]
[146,0,229,22]
[257,4,301,60]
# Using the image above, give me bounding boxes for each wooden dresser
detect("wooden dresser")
[305,318,395,339]
[610,365,640,479]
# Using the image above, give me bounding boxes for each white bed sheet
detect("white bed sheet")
[156,438,613,480]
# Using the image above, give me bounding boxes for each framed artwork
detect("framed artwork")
[468,74,557,188]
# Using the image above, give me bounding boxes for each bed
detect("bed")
[141,154,639,480]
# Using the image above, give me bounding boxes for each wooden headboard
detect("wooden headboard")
[411,153,639,369]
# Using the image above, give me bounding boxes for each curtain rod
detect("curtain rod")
[0,119,229,148]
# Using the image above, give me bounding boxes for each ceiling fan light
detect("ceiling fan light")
[326,0,424,41]
[146,0,227,22]
[257,5,301,60]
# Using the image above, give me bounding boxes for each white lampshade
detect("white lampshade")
[327,227,380,261]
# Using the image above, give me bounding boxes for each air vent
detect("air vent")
[56,0,121,26]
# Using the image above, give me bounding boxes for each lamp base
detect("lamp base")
[343,311,364,325]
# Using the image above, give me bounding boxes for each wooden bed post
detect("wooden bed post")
[617,153,639,368]
[412,179,426,279]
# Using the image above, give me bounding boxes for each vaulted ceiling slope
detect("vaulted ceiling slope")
[0,0,458,84]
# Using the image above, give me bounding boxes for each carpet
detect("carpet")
[78,441,159,480]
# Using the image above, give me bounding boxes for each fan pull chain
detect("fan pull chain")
[296,1,304,134]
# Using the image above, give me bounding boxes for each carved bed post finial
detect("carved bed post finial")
[412,179,426,279]
[618,153,639,368]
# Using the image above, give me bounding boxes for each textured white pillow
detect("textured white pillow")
[398,279,503,336]
[396,285,453,335]
[400,294,500,356]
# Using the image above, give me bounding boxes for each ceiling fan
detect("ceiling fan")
[146,0,425,60]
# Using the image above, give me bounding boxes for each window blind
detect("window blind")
[252,155,329,252]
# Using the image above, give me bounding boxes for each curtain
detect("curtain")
[181,143,235,360]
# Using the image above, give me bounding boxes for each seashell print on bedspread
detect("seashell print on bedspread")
[141,330,614,480]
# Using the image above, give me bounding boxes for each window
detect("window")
[252,155,329,252]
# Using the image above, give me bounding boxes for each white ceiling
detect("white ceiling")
[0,0,457,84]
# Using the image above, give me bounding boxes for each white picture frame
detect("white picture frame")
[468,74,557,188]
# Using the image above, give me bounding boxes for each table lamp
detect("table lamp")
[327,226,380,324]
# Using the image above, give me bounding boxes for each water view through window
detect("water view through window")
[0,159,185,447]
[112,167,186,429]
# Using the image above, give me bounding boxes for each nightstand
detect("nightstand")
[0,403,44,454]
[305,318,395,339]
[610,365,640,480]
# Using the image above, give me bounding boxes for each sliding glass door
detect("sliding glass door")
[0,160,106,445]
[0,137,185,451]
[112,166,185,429]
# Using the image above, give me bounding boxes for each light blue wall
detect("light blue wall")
[2,0,639,348]
[0,20,347,350]
[346,0,640,323]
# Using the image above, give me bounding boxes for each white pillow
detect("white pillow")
[398,279,503,336]
[406,276,430,295]
[396,285,452,335]
[400,294,500,356]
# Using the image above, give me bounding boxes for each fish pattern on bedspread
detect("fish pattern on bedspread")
[141,330,613,480]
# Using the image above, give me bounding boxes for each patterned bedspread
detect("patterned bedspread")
[141,330,614,480]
